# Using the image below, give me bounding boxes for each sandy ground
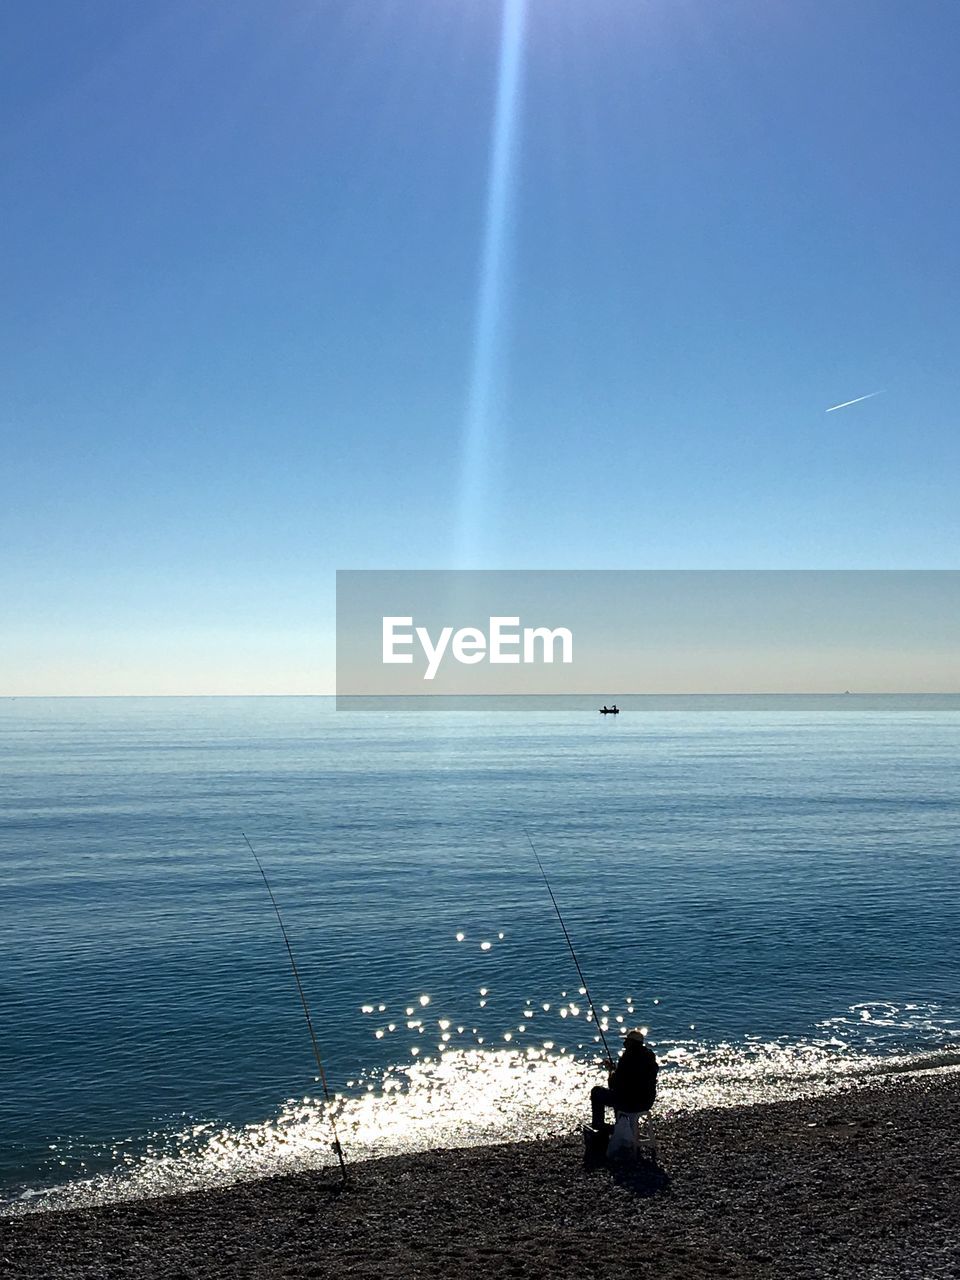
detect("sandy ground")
[3,1070,958,1279]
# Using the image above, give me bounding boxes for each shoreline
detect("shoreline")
[3,1070,958,1278]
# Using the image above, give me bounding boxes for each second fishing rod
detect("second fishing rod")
[243,831,347,1182]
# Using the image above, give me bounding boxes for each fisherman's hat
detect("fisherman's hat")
[624,1028,646,1045]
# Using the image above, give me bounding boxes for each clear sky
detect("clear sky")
[2,1,959,694]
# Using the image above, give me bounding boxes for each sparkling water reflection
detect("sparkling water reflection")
[6,999,958,1216]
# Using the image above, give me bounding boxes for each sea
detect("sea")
[2,695,958,1214]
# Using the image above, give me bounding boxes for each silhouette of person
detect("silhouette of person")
[590,1028,658,1132]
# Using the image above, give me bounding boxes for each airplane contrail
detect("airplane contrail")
[825,390,885,413]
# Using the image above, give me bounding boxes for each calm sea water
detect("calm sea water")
[2,695,958,1212]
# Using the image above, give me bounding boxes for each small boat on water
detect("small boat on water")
[599,704,620,715]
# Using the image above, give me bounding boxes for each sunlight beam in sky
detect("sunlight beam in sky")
[455,0,528,565]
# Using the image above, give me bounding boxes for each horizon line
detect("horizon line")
[4,691,960,701]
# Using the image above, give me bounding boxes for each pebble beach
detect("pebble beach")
[4,1069,958,1279]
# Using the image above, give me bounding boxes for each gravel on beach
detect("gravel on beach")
[3,1070,958,1280]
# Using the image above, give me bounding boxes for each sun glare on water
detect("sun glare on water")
[7,998,957,1216]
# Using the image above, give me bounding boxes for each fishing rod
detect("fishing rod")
[524,828,613,1062]
[241,831,347,1182]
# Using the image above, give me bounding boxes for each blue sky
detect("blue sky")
[2,1,959,693]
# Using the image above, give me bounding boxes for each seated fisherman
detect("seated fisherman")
[590,1027,658,1132]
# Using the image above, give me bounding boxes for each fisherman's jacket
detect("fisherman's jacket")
[609,1044,658,1112]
